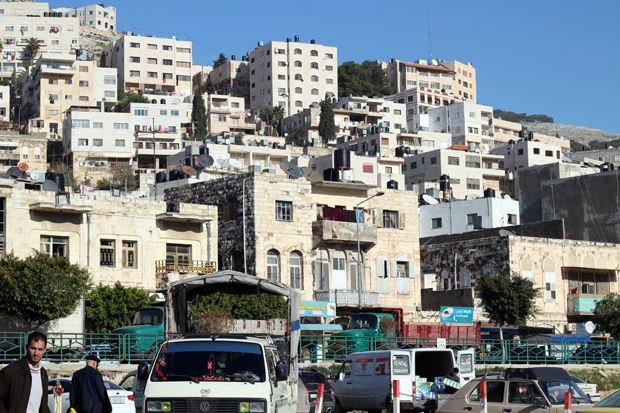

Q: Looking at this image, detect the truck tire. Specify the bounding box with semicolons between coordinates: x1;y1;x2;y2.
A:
384;401;393;413
333;398;348;413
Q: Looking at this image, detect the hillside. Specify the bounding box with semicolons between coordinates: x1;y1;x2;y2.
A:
79;25;122;62
521;122;620;148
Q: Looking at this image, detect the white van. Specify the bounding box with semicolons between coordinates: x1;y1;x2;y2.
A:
331;348;475;413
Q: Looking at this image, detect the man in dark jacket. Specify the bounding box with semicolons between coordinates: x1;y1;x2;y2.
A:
71;355;112;413
0;331;51;413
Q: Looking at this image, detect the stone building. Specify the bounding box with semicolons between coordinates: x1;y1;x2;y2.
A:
165;172;422;316
0;130;47;172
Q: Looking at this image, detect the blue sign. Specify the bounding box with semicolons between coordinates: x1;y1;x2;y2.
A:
440;306;473;324
299;301;336;318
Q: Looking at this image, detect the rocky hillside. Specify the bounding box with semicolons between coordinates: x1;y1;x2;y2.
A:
79;26;122;62
521;122;620;146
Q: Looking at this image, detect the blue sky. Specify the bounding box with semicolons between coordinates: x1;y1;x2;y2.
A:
50;0;620;134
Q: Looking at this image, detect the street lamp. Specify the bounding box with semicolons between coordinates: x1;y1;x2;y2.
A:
356;190;385;308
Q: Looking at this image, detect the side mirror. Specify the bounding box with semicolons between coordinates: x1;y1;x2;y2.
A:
533;397;546;407
329;372;335;380
275;361;288;381
137;360;149;381
338;373;344;381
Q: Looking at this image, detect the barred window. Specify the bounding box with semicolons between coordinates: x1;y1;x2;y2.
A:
275;201;292;221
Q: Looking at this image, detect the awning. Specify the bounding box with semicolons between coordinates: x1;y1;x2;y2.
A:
300;324;342;331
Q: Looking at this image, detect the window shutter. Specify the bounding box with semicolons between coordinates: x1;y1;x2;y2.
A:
322;262;330;290
408;262;415;278
398;211;406;229
314;260;322;290
390;261;397;277
375;208;383;228
377;259;385;278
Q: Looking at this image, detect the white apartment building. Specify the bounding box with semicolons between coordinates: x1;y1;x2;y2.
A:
207;56;250;103
102;34;193;96
203;94;255;135
0;85;9;125
419;196;520;238
20;53;117;137
248;36;338;115
0;1;80;78
402;147;504;199
411;101;495;152
54;4;116;31
333;96;407;133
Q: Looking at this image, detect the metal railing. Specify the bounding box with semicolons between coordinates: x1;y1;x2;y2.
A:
155;260;217;275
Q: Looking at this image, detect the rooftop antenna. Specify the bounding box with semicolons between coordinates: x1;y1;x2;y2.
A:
428;13;433;64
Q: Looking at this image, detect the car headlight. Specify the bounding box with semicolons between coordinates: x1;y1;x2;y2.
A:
240;402;249;412
146;401;171;412
250;402;265;412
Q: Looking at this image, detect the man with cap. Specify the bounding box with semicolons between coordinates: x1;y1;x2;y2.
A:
70;355;112;413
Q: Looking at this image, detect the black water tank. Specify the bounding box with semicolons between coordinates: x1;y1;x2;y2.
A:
518;130;525;138
395;147;403;157
199;146;209;155
178;172;189;180
185;157;194;167
334;148;351;169
484;188;496;198
323;168;338;181
439;174;450;191
53;173;65;191
169;169;180;181
600;162;615;172
387;180;398;189
156;171;167;183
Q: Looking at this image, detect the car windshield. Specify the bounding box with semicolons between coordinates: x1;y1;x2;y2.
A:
538;380;589;404
595;389;620;407
132;308;163;326
151;341;266;383
104;381;123;390
348;314;378;330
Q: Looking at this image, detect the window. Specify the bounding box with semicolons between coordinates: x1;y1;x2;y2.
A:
79;80;89;87
79;96;89;102
311;88;319;95
315;248;329;290
21;147;28;159
147;44;157;50
163;45;172;51
311;62;318;69
93;139;103;146
294;48;302;55
295;101;303;108
223;202;237;222
130;56;140;63
104;90;115;98
72;119;90;129
148;72;157;78
545;272;556;300
176;61;190;68
430;157;437;165
508;382;543;405
294;61;302;67
48;110;58;115
147;58;157;64
40;236;68;257
176;47;190;53
278;74;286;80
134;108;148;116
295;87;302;94
448;157;459;165
170;110;179;116
100;240;115;267
122;241;137;268
5;25;13;32
37;25;44;31
163;73;172;79
382;210;398;228
545;150;553;157
103;75;116;85
267;250;280;282
467;214;478;225
469;382;505;404
65;79;73;85
115;140;125;147
325;65;333;71
326;78;334;84
93;122;103;129
159;109;168;116
78;139;88;146
466;178;480;190
276;201;292;221
113;123;129;130
216;114;226;122
79;66;89;72
508;214;517;224
163;59;172;66
129;70;140;78
49;79;58;85
432;218;442;228
278;61;286;67
290;251;302;289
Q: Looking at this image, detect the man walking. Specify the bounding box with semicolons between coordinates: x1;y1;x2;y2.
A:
71;355;112;413
0;331;51;413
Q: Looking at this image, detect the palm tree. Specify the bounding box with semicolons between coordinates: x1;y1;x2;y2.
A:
25;37;41;63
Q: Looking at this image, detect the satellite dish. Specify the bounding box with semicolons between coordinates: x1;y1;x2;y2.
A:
198;171;209;180
422;194;439;205
217;158;230;168
42;180;59;193
499;229;516;237
584;321;596;334
301;167;323;183
503;194;512;200
17;162;28;172
197;154;214;168
229;159;243;169
30;169;43;182
7;167;23;179
280;161;304;178
181;165;197;176
172;97;181;104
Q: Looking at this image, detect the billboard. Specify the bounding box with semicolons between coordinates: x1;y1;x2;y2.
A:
440;306;473;324
299;301;336;318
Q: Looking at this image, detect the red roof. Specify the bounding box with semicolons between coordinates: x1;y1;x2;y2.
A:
447;145;469;151
400;62;454;73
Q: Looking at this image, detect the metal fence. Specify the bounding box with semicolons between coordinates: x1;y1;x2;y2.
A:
1;332;617;365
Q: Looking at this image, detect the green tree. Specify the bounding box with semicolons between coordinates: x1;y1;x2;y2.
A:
189;301;231;334
479;272;540;340
96;164;138;192
213;53;228;69
191;86;207;140
593;294;620;338
25;37;41;63
85;282;156;333
191;292;288;320
114;90;149;112
0;251;92;329
338;60;393;98
318;94;336;146
273;105;285;136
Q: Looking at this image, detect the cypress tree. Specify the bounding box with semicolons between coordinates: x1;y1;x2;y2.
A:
192;86;207;140
319;94;336;146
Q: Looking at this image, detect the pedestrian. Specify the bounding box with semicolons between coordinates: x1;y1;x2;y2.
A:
443;367;460;394
70;355;112;413
0;331;51;413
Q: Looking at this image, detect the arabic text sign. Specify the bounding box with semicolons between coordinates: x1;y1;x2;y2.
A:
440;306;473;324
299;301;336;317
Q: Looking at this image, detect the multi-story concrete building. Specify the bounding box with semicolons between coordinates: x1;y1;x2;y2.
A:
492;118;572;153
0;85;8;126
0;130;47;171
0;2;80;78
204;94;255;136
572;147;620;169
419;195;520;238
166;172;422;317
20;53;117;137
440;60;477;103
402;146;504;199
248;37;338;115
102;34;193;96
54;4;116;31
207;56;250;104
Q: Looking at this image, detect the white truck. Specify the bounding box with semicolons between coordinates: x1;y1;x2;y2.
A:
137;270;301;413
331;348;475;413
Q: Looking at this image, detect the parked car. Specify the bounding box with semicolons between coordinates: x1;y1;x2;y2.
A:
569;374;600;402
119;370;147;413
437;367;592;413
298;371;333;413
586;387;620;413
570;345;620;364
47;378;135;413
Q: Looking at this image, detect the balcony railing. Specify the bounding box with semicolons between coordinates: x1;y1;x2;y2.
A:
155;260;217;275
312;220;377;247
567;293;606;315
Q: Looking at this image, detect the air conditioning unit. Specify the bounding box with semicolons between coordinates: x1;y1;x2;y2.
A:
566;323;577;332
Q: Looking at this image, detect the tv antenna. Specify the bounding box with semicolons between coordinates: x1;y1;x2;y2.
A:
428;13;433;64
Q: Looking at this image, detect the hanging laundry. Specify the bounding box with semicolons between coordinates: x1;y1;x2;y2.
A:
331;208;345;222
355;209;364;223
322;205;332;220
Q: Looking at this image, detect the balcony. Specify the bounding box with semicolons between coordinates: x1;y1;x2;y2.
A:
567;293;605;316
315;289;380;307
41;64;75;75
312;220;377;248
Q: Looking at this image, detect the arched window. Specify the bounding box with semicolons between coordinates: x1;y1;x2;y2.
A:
295;87;302;94
294;61;302;68
160;98;166;104
267;250;280;282
315;248;329;290
311;88;319;95
349;252;361;291
295;100;303;107
376;255;389;293
460;268;472;288
290;251;302;289
294;48;302;55
21;147;29;160
311;62;318;69
311;75;319;82
34;147;41;160
310;50;318;57
332;249;346;289
295;74;302;81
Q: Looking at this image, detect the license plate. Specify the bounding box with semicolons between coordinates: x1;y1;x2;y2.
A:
309;395;316;400
110;397;125;404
